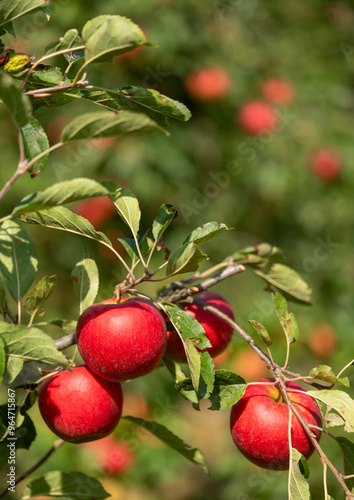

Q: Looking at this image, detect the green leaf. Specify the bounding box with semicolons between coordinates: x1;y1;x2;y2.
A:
118;232;153;263
71;252;99;314
164;304;211;350
0;71;32;127
0;220;38;302
0;337;5;385
107;186;141;236
3;356;23;384
249;320;272;347
20;117;49;178
0;0;50;26
166;242;207;277
152;204;177;242
12;178;111;217
307;389;354;432
209;370;246;410
44;28;84;59
289;449;311;500
123;416;210;475
19;206;114;249
0;323;70;367
183;222;230;246
336;437;354;491
22;65;72;87
61;111;168;143
255;263;312;304
23;275;57;319
120;86;191;122
231;243;285;267
20;471;110;500
273;292;299;344
184;338;201;393
198;351;215;399
82;15;148;64
309;365;350;388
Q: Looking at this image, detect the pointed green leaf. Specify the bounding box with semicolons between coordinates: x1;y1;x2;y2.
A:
166;242;207;277
289;449;311;500
164;304;211;350
44;28;84;58
209;370;246;410
273;293;299;344
249;320;272;347
309;365;350;388
0;71;32;127
307;389;354;432
198;351;215;399
123;416;209;475
336;437;354;491
184;338;201;393
0;220;38;301
20;117;50;178
107;187;141;236
0;0;50;26
61;111;167;143
20;471;110;500
3;356;23;384
0;337;5;385
0;323;70;367
256;263;312;304
152;204;177;242
83;15;148;64
19;206;114;249
71;252;99;314
12;178;111;217
23;275;56;319
183;222;230;246
120;86;191;122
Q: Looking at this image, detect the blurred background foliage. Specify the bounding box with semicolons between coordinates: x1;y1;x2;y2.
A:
0;0;354;499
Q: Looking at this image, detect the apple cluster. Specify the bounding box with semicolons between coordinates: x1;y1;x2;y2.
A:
38;292;235;444
38;292;322;472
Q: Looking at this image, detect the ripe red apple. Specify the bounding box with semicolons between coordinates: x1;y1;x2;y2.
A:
38;365;123;443
261;78;295;104
237;100;279;135
165;291;234;363
76;298;167;382
185;66;232;101
230;378;322;470
75;196;117;229
309;149;343;181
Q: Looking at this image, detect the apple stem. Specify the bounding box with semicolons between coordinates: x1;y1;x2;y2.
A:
0;439;65;499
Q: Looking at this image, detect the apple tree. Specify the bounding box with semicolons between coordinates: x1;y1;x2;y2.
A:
0;2;353;499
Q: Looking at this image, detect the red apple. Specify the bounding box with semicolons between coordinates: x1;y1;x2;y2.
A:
261;78;295;104
75;196;117;229
237;100;279;135
76;298;167;382
38;365;123;443
165;291;234;363
230;378;322;470
309;323;337;359
185;66;232;102
232;347;268;381
309;149;342;182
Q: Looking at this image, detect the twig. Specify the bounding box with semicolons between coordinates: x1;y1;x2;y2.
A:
0;439;65;499
55;332;76;350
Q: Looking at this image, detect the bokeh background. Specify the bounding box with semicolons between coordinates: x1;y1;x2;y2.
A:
0;1;354;498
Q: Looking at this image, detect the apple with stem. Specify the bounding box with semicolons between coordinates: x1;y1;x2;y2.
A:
165;291;234;362
237;100;279;135
76;298;167;382
38;365;123;443
230;378;322;470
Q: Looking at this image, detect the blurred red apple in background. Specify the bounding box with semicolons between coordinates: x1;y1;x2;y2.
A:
232;347;268;381
309;149;343;181
75;197;117;229
82;435;135;476
261;78;295;104
185;66;232;101
230;378;322;470
308;322;337;358
237;100;279;135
